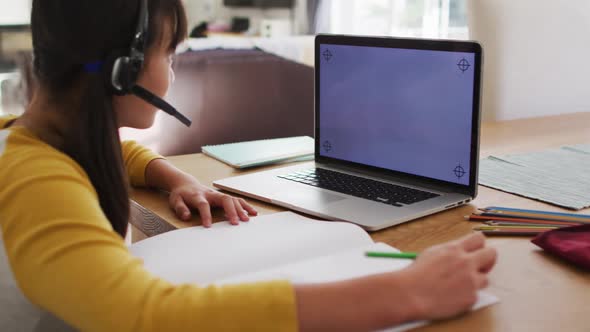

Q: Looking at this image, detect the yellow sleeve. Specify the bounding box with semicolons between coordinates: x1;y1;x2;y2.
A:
0;114;19;129
121;140;163;188
0;145;298;331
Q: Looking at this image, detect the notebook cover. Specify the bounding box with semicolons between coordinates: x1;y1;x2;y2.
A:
202;136;314;168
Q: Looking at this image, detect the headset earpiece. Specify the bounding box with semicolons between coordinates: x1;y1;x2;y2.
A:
112;55;143;94
103;49;142;96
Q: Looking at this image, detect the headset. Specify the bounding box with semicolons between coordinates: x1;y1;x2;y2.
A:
96;0;192;127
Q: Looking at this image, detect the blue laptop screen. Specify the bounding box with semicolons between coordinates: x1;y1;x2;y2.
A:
318;44;476;186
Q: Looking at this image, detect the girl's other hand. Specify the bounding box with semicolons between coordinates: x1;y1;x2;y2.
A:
169;180;258;227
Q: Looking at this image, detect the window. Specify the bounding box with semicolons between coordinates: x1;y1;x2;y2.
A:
316;0;468;40
0;0;31;26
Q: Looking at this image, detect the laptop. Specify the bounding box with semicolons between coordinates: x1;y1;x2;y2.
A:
214;34;483;231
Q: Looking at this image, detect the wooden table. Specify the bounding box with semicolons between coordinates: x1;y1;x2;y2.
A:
131;112;590;331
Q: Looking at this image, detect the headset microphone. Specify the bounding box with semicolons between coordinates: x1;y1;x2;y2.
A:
131;85;191;126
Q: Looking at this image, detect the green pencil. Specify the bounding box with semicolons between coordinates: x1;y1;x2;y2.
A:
365;251;418;259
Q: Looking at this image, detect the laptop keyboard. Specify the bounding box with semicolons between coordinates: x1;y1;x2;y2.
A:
278;168;439;207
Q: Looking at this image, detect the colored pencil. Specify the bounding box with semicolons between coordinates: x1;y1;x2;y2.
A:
479;229;545;236
365;252;418;259
484;221;568;228
468;206;590;236
476;225;558;230
479;207;590;223
469;215;582;226
478;212;590;224
474;226;557;231
484;206;590;219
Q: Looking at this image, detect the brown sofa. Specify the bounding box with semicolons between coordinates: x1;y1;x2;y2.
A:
5;49;315;156
139;49;315;156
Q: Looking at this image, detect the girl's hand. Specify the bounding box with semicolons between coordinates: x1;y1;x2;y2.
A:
401;233;497;321
168;179;258;227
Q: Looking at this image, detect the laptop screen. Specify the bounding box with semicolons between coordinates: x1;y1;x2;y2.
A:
318;42;477;186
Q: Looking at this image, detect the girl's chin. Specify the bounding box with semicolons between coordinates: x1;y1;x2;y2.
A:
122;116;157;130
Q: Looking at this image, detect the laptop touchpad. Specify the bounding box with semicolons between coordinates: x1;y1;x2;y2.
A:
280;187;346;205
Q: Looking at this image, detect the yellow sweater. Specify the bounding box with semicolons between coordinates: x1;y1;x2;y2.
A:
0;115;297;331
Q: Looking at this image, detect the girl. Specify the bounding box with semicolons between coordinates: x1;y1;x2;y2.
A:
0;1;497;331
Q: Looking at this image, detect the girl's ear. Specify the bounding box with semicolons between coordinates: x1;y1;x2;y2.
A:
169;67;175;84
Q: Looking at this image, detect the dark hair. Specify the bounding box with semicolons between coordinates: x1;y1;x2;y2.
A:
30;0;188;237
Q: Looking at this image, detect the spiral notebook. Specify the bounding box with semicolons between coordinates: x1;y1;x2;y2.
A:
202;136;314;169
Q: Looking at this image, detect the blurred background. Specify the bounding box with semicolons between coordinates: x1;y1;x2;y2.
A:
0;0;471;156
0;0;468;116
3;1;587;156
0;0;32;116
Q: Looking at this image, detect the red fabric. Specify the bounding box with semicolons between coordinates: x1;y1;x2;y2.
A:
531;225;590;270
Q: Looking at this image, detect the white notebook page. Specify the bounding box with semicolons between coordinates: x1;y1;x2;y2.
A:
129;211;373;284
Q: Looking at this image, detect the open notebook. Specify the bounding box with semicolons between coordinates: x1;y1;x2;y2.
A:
129;212;498;331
